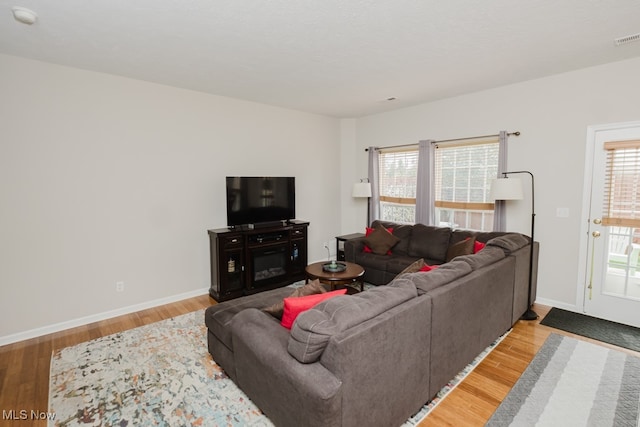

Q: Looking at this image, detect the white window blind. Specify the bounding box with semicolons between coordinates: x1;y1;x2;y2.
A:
379;149;418;204
433;138;498;230
603;139;640;227
378;148;418;223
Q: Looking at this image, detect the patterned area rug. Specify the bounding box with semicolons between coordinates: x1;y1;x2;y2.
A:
487;333;640;426
49;308;506;427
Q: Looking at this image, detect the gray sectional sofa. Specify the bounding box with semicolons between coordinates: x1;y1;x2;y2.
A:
204;225;539;427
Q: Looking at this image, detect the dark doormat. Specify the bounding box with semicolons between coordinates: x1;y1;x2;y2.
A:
540;307;640;353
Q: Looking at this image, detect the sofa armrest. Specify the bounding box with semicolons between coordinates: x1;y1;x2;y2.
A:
344;237;367;263
230;308;342;427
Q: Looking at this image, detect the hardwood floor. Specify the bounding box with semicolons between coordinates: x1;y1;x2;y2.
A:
1;299;637;427
419;304;640;426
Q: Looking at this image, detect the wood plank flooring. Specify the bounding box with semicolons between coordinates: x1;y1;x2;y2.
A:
1;299;637;427
419;304;640;426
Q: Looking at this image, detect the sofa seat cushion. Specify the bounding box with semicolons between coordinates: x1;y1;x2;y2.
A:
408;224;452;262
288;280;418;363
404;259;472;295
352;250;393;268
205;286;293;349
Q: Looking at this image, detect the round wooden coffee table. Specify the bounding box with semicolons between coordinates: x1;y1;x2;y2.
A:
305;261;365;293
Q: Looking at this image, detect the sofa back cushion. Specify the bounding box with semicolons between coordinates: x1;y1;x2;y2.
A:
288;280;418;363
449;230;509;245
403;259;472;295
486;233;530;253
407;224;452;262
454;246;506;270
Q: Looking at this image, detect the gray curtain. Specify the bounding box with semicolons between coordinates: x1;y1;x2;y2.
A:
368;146;380;225
415;139;435;225
493;130;509;231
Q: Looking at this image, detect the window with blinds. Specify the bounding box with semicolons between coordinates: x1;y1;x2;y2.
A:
433;138;498;230
603;139;640;227
378;148;418;223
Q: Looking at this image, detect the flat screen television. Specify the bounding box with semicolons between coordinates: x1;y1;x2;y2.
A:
226;177;296;227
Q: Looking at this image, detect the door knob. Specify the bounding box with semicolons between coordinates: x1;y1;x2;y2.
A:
592;231;601;238
593;218;602;224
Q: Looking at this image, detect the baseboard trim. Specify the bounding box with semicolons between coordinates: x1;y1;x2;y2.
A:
0;287;210;347
534;297;577;313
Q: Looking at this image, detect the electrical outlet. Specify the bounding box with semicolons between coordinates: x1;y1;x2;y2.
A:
116;281;125;292
323;242;331;259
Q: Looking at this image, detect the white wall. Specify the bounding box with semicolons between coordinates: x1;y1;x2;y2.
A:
0;54;340;342
345;57;640;310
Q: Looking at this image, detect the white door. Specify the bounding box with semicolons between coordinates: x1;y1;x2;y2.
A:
582;122;640;328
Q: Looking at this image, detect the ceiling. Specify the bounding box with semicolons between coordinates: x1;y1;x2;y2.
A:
2;0;640;118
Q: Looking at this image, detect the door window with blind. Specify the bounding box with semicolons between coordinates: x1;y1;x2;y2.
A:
433;138;499;231
603;139;640;228
378;149;418;223
602;139;640;274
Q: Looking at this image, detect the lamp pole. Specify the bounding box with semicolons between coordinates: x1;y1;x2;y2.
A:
501;170;538;320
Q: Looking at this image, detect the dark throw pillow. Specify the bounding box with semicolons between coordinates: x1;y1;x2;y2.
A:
398;258;426;275
263;279;326;319
363;226;394;253
363;223;400;255
445;237;475;262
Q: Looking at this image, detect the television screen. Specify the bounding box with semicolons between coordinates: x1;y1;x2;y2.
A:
226;177;296;227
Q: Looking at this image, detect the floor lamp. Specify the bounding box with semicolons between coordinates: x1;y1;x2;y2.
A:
490;171;539;321
352;179;372;227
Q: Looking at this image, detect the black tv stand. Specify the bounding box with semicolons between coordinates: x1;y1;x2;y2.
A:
208;220;309;302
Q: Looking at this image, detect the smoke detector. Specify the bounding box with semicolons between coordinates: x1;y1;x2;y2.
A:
12;6;38;25
614;33;640;46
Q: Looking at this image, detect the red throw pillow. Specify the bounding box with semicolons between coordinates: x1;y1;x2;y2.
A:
280;289;347;329
462;237;486;254
419;264;440;272
363;226;394;254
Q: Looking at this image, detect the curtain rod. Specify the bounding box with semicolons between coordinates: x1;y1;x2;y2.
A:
364;131;520;151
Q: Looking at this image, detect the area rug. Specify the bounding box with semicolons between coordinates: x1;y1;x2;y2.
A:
486;333;640;426
49;309;506;427
540;307;640;353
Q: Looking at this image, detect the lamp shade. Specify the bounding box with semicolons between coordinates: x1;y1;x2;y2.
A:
352;182;372;198
490;178;524;201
